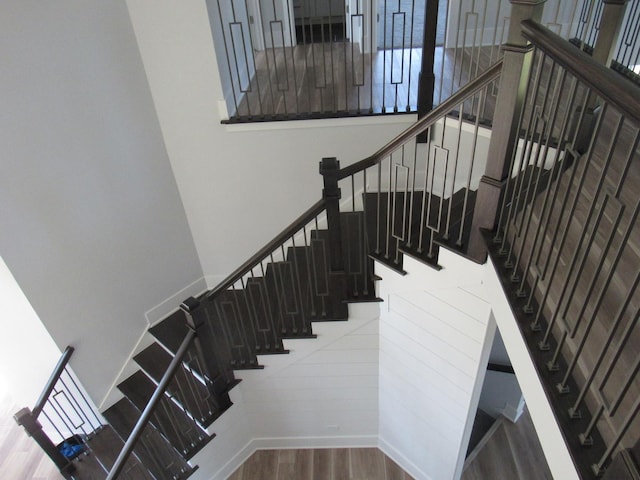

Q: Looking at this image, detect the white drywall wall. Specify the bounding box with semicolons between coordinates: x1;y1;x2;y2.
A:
125;0;416;290
0;1;204;404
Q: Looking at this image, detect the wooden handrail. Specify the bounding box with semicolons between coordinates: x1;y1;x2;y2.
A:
32;346;74;418
521;19;640;126
106;329;196;480
206;199;327;300
336;59;504;181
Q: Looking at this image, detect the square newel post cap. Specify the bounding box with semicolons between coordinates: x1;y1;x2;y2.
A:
180;296;200;313
319;157;340;175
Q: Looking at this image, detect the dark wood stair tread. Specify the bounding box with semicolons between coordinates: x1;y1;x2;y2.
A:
134;343;229;427
103;398;196;480
117;371;212;459
149;309;189;354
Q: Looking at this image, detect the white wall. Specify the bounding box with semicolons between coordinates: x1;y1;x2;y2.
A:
377;252;494;480
0;1;205;405
125;0;416;290
188;302;380;480
0;258;61;408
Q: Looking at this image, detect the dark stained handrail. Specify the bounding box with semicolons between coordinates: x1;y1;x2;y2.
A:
336;59;504;181
206;198;327;300
106;329;196;480
521;19;640;126
32;346;74;418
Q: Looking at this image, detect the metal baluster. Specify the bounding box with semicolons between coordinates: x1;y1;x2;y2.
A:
556;198;625;395
63;370;103;431
592;395;640;476
536;103;606;343
569;273;640;418
501;51;546;263
230;1;254;118
370;0;375;113
290;234;309;334
285;0;300;115
406;141;419;247
406;0;416;111
517;68;570;296
302;225;317;318
376;161;382;254
599;307;640;415
510;65;564;288
556;112;623;322
257;0;278;114
457;88;486;246
536;90;593;280
497;49;544;250
383;0;388;112
580;404;604;446
216;1;241;117
443;99;464;239
241;276;260;351
362;170;370;296
418;126;432;254
244;0;265;117
386;156;393;259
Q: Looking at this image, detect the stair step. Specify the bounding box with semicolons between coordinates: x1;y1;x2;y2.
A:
207;289;267;369
103;398;197;480
134;343;231;427
433;189;477;259
117;371;213;460
149;307;240;386
149;309;190;354
65;425;154;479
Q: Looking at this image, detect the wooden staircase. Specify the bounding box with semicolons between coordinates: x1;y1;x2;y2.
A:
95;206;401;478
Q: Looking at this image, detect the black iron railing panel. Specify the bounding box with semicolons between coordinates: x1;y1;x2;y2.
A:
488;19;640;478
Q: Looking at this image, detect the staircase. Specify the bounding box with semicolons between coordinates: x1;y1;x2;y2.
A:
19;12;640;480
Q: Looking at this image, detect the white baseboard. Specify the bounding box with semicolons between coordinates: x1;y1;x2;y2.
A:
145;276;208;327
99;277;208;410
379;437;431;480
204;435;378;480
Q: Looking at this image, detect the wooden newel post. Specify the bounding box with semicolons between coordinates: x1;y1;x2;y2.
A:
467;0;546;262
319;157;345;273
180;297;226;410
14;407;74;478
592;0;628;67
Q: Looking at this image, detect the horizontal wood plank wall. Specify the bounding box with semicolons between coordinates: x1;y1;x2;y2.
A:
235;304;380;442
377;252;493;480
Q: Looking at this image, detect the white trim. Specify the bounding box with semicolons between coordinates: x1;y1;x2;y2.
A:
224;113;417;133
482;258;580;480
144;275;208;326
100;277;208;409
378;436;432;480
204;435;379;480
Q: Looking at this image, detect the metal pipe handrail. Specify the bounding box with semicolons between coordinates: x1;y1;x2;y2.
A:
206;198;327;300
336;59;504;181
521;19;640;126
32;346;74;418
106;328;196;480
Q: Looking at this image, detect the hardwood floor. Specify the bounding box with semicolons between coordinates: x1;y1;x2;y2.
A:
227;447;414;480
229;43;499;121
462;407;553;480
0;388;61;479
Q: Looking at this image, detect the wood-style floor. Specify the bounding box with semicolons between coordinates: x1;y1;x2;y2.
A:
462;407;553;480
230;43;499;120
227;447;414;480
0;388;61;479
